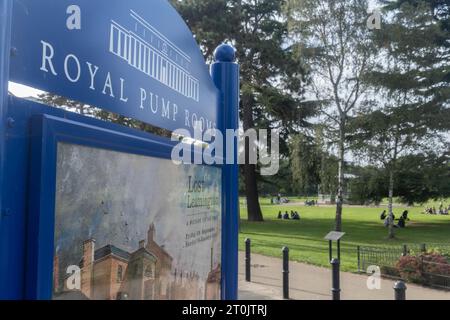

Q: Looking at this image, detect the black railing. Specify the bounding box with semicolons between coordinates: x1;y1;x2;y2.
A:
422;259;450;290
358;243;450;289
243;238;424;299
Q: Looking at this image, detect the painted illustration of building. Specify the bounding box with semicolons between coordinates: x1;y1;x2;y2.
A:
109;10;200;102
204;265;221;300
53;223;220;300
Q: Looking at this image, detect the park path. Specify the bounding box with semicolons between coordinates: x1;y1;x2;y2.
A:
238;252;450;300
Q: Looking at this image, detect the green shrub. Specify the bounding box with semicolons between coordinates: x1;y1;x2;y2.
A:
396;252;450;285
396;255;423;284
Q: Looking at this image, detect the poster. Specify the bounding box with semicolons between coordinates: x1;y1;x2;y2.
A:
52;143;221;300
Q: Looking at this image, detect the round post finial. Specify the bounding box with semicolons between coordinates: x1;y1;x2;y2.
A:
214;43;236;62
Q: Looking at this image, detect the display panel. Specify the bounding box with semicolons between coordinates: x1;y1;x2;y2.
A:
9;0;220;135
52;142;221;300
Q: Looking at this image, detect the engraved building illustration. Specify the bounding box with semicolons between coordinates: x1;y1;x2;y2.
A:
109;10;200;102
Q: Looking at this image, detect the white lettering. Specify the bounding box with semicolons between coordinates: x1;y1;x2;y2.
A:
150;93;158;114
102;72;114;97
64;54;81;83
140;88;146;109
173;104;178;121
119;78;128;102
66;5;81;30
86;62;99;90
185;110;191;127
40;41;58;76
161;98;170;119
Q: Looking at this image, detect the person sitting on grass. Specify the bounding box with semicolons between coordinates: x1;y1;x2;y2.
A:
397;216;406;228
384;214;397;228
401;210;410;221
384;216;390;227
283;211;290;220
293;212;301;220
380;210;387;220
278;211;282;219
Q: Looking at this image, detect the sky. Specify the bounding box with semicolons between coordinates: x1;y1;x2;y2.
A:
8;81;44;98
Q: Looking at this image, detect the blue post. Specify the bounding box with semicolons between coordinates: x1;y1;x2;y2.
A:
0;0;13;300
0;0;12;208
211;43;239;300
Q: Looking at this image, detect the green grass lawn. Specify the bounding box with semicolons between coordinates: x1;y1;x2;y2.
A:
239;196;317;206
238;203;450;272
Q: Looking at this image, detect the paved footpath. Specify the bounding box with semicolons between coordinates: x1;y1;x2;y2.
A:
238;252;450;300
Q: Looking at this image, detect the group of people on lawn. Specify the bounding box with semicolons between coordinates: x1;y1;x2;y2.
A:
278;210;301;220
423;203;449;215
380;210;409;229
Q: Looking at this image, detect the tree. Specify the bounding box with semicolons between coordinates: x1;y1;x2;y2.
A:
347;166;386;206
349;0;450;238
285;0;377;231
38;93;171;137
395;152;450;205
289;133;321;196
290;126;339;198
380;0;450;110
351;106;434;239
173;0;317;221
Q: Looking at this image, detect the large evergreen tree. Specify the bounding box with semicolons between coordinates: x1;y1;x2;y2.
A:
374;0;450;128
352;0;450;238
173;0;317;221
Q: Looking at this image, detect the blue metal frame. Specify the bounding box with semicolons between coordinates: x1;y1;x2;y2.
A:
211;45;240;300
0;1;12;206
0;1;239;300
0;0;14;299
9;0;220;136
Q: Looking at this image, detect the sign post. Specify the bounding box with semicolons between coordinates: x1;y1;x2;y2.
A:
211;44;240;300
324;231;345;300
324;231;345;262
0;0;12;214
0;0;239;300
0;0;13;299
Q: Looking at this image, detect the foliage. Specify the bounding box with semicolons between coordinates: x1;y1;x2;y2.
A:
289;134;321;195
379;0;450;111
37;94;171;137
396;252;450;284
348;167;387;205
289;132;340;197
285;0;378;231
395;153;450;205
172;0;318;221
258;158;296;196
396;255;423;283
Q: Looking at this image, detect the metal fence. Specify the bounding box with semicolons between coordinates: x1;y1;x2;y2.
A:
422;259;450;290
358;243;450;290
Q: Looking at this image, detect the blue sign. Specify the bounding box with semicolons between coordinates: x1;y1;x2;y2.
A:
10;0;219;133
0;0;239;301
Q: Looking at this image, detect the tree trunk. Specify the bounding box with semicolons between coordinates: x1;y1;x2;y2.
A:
244;163;263;221
388;168;396;239
242;92;263;222
388;134;399;239
335;123;345;232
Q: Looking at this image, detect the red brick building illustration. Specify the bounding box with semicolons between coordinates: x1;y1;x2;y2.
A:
53;223;220;300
